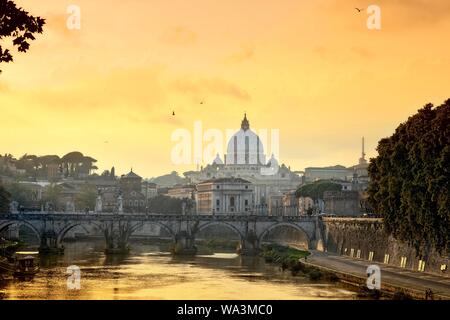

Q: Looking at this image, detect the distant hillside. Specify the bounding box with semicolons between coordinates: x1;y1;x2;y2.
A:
148;171;188;187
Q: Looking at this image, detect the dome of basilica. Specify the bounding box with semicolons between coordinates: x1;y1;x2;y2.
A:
225;114;266;165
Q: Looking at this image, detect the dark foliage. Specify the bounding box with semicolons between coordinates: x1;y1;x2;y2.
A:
148;195;183;214
368;99;450;255
0;183;11;213
295;180;342;201
0;0;45;72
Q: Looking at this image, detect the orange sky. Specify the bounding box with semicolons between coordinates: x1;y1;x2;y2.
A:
1;0;449;178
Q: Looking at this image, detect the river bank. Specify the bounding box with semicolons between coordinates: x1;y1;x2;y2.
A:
259;244;450;300
305;251;450;300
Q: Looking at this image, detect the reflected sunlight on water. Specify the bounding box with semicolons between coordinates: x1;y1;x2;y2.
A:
0;241;358;300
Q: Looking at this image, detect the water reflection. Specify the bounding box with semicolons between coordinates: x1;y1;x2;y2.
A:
0;240;358;300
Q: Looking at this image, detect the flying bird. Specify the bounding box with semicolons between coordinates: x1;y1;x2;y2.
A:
355;7;363;13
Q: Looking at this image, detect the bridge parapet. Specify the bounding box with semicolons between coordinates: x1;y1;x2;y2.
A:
1;212;316;223
0;212;319;256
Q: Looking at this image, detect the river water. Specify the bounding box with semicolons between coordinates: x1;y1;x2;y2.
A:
0;240;358;300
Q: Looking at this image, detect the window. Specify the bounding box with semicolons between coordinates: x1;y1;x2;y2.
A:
245;199;248;206
245;185;248;189
368;251;374;261
216;185;220;189
384;254;390;264
216;199;220;206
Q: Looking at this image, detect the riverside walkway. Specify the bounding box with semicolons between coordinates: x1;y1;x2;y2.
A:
305;251;450;300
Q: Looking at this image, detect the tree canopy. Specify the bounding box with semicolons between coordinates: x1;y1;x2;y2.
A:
368;99;450;255
148;195;183;214
0;0;45;73
0;183;11;213
295;180;342;201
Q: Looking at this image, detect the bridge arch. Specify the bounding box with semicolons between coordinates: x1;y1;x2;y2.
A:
0;220;41;243
56;221;103;246
129;221;176;240
258;222;312;249
196;221;244;241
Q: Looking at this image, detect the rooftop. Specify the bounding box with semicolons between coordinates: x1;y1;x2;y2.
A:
199;177;252;184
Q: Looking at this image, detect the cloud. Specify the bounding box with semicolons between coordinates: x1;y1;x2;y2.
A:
42;11;83;42
0;81;9;92
389;0;450;24
351;46;375;59
224;46;255;64
160;26;197;46
171;76;251;101
17;66;168;119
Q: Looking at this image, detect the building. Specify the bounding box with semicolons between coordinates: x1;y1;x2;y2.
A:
268;194;283;216
196;178;253;214
281;190;298;216
349;137;369;183
141;181;158;200
46;162;62;181
167;185;196;200
304;137;370;183
304;165;352;182
298;196;314;215
323;190;360;216
120;169;147;213
120;169;142;194
185;114;302;207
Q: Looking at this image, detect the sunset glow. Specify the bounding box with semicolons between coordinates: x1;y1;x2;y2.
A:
1;0;449;177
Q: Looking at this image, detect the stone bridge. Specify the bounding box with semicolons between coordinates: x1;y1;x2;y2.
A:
0;213;323;255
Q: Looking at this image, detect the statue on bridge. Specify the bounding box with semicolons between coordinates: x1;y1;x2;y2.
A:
65;200;75;213
116;192;123;214
9;201;18;214
95;190;103;214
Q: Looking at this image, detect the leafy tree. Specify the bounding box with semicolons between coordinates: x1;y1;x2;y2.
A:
41;184;62;209
148;195;183;214
295;180;342;201
0;184;11;213
101;170;111;177
75;185;97;211
61;152;97;178
4;182;34;207
0;0;45;73
368;99;450;255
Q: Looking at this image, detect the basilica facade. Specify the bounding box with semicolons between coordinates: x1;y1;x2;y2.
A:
184;114;302;208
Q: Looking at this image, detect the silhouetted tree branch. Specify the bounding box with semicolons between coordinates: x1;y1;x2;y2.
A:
0;0;45;73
